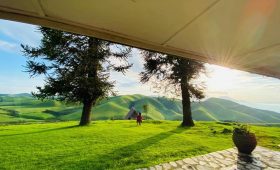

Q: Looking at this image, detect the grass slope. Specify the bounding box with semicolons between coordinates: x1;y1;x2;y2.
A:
1;94;280;124
0;121;279;170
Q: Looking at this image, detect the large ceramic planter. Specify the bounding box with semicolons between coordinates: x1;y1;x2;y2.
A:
232;131;257;154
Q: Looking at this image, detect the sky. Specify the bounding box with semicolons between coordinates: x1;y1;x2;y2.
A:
1;19;280;112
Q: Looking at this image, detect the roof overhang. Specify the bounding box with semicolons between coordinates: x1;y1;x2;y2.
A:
1;0;280;78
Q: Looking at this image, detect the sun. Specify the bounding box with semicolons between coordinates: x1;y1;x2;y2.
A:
202;64;240;92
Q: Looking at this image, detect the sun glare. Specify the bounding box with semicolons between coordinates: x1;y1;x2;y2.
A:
203;65;240;92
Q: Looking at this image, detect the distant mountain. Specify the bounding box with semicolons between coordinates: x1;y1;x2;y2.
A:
0;94;280;123
192;98;280;123
236;101;280;114
218;96;280;114
0;93;32;97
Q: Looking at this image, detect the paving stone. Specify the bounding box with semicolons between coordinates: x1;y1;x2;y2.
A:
222;152;234;159
181;165;195;170
220;165;238;170
251;160;266;168
262;152;274;158
266;162;280;169
264;167;277;170
175;160;184;166
155;165;162;170
210;152;224;159
217;150;227;155
217;159;234;166
169;161;177;167
196;165;212;170
182;158;197;165
198;161;207;165
272;155;280;161
222;149;231;154
209;162;220;168
246;164;261;170
202;155;212;162
227;148;238;154
190;157;199;163
161;163;172;170
149;167;156;170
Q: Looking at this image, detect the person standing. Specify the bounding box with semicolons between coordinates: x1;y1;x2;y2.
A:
136;112;143;126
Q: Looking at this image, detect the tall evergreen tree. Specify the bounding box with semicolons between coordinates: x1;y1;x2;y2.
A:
140;51;206;126
21;27;132;126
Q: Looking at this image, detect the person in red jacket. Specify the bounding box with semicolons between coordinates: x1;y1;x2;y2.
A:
136;112;143;126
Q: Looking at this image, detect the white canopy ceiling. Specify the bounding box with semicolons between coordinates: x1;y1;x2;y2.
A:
0;0;280;78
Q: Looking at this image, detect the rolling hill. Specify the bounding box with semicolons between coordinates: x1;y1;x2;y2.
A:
0;94;280;123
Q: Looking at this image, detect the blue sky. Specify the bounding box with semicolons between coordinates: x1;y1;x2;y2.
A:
1;19;280;112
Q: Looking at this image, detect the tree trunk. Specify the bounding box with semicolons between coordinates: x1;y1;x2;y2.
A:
79;37;98;126
181;77;195;127
79;100;94;126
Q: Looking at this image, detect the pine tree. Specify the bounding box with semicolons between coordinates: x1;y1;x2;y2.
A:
140;51;206;126
22;27;132;126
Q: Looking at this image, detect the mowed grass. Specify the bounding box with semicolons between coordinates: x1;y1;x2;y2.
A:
0;121;279;170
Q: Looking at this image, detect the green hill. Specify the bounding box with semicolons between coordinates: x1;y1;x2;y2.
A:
0;94;280;124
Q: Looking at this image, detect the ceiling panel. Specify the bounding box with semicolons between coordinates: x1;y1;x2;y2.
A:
40;0;216;44
0;0;39;14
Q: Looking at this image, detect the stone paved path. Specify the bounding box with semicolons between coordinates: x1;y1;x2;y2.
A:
138;146;280;170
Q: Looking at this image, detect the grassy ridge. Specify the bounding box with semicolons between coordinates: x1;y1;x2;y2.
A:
0;121;279;170
1;94;280;124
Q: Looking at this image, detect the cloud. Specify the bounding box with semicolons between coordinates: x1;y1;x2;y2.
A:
128;49;145;72
205;90;228;97
0;40;18;52
110;48;151;95
0;20;41;49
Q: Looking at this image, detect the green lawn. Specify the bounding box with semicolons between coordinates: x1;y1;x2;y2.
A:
0;121;279;170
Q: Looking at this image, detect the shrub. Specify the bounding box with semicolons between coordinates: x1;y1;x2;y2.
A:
221;128;232;134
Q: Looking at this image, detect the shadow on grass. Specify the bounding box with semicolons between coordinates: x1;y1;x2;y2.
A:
0;125;78;137
66;126;189;170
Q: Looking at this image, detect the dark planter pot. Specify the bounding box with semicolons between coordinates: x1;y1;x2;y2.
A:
232;131;257;154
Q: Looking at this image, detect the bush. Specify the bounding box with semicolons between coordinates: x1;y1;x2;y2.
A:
221;128;232;134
